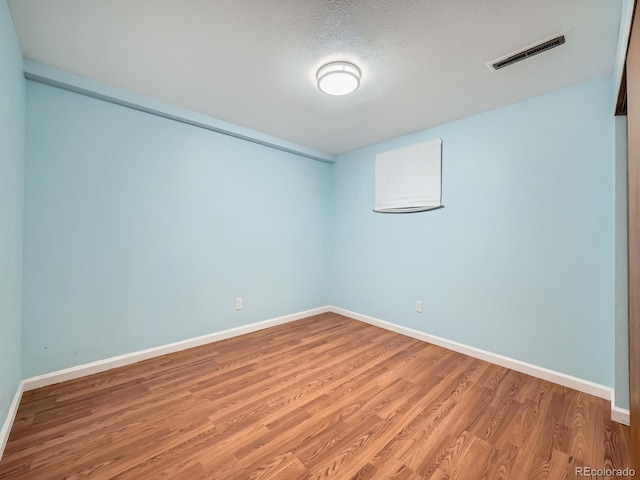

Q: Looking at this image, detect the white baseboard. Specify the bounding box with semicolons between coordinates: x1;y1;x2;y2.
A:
0;381;24;460
611;406;631;426
22;306;330;392
611;390;631;425
10;303;629;442
328;306;628;425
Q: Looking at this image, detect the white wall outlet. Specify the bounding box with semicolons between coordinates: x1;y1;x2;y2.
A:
416;301;422;313
235;297;243;310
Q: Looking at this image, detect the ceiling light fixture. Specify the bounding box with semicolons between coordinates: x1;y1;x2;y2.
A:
316;61;361;96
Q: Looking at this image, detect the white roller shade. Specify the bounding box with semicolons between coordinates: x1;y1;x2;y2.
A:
374;138;443;213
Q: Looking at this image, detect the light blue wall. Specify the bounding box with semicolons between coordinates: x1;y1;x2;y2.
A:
21;71;622;396
22;81;331;377
615;116;629;409
0;0;24;426
330;77;615;387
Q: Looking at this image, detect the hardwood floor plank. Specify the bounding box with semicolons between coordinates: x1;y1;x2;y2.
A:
480;444;520;480
448;435;493;479
0;313;632;479
245;452;306;480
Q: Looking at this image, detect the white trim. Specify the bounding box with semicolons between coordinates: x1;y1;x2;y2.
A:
613;0;637;112
22;60;335;164
328;306;629;424
0;381;24;460
22;306;330;392
11;304;628;440
612;405;631;426
611;390;631;425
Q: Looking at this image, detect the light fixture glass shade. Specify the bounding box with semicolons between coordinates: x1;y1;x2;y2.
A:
317;61;361;96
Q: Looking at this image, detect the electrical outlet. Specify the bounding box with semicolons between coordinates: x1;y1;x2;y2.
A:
235;297;243;310
416;301;422;313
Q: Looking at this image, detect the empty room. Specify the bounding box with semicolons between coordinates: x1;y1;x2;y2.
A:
1;0;640;478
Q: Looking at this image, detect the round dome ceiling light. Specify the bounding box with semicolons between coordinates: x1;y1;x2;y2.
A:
316;61;361;96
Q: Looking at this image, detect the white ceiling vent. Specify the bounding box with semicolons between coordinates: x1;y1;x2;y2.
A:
488;34;566;71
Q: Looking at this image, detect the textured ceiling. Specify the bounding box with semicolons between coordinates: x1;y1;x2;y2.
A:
8;0;623;155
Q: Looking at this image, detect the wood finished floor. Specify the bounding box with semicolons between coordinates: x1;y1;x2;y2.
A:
0;313;631;479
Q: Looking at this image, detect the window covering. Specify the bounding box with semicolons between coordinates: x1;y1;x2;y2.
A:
374;138;443;213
